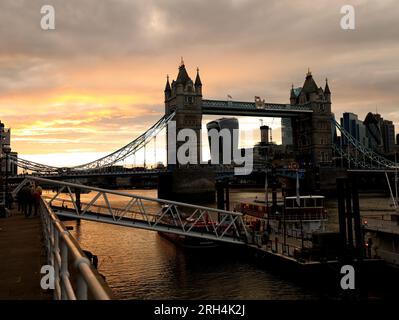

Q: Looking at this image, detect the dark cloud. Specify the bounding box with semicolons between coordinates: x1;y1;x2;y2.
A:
1;0;399;158
2;1;399;57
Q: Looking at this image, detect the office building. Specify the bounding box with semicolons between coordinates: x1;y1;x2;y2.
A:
206;117;239;164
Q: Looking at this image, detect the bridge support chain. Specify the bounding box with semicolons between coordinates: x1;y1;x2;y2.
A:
333;118;398;169
8;112;176;175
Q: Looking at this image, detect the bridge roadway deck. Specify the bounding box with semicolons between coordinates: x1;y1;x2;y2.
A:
0;208;49;300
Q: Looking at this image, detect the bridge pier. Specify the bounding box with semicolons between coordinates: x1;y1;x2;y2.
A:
216;180;230;211
158;167;215;204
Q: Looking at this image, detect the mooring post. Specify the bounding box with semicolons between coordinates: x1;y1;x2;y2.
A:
351;175;363;260
216;182;224;210
75;188;82;225
216;181;224;223
345;180;354;253
337;178;347;260
75;188;82;213
225;183;230;211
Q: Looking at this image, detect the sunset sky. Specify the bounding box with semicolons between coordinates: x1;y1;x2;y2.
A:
1;0;398;167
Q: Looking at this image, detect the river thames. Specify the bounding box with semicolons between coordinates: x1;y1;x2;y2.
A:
61;188;394;299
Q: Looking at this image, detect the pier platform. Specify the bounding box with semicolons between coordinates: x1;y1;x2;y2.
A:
244;231;385;275
0;208;49;300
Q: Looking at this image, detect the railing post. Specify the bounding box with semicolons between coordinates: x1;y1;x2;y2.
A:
49;221;55;267
53;227;61;300
76;274;88;300
60;238;69;300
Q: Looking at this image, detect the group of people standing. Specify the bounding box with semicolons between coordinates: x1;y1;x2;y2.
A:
16;184;42;218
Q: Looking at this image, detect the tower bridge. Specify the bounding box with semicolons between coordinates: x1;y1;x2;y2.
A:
2;63;397;301
164;63;333;169
3;61;398;198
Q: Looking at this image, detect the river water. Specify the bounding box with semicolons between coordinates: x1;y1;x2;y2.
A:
60;188;394;300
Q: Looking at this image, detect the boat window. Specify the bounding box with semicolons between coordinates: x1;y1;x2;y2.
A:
300;199;305;207
305;199;312;208
285;199;294;208
315;198;323;207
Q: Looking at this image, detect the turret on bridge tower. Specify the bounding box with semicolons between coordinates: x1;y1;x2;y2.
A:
160;61;214;203
165;61;203;166
290;70;333;167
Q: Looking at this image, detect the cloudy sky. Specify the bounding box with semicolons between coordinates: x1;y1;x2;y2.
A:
1;0;398;167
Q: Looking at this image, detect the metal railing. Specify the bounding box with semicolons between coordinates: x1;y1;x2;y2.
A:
263;238;304;258
39;198;112;300
363;216;399;235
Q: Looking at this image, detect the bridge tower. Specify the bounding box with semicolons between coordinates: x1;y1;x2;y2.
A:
161;60;215;203
290;70;333;168
165;60;203;167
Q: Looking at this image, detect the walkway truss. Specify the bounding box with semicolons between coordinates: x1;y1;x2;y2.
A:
14;177;248;245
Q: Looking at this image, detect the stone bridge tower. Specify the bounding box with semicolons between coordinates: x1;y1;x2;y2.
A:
161;61;214;203
290;70;333;168
165;60;203;167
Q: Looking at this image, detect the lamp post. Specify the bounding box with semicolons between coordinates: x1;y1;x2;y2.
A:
0;153;3;218
3;145;11;209
395;151;398;208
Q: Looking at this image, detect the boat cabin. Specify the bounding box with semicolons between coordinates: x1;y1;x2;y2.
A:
284;195;327;221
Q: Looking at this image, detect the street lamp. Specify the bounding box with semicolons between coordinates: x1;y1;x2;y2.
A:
395;151;398;207
0;155;3;218
3;145;11;209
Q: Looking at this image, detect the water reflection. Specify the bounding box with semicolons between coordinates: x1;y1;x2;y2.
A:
62;188;393;299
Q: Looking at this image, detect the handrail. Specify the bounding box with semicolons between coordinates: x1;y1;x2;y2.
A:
40;198;112;300
14;176;248;245
23;176;244;216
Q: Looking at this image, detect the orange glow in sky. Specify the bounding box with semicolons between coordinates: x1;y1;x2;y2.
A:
1;1;398;167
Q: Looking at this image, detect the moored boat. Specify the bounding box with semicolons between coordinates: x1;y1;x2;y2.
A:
235;195;328;235
157;206;222;249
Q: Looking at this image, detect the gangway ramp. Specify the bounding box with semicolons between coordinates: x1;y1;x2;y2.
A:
14;177;248;245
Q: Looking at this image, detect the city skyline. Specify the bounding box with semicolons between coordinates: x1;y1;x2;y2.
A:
1;0;399;166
